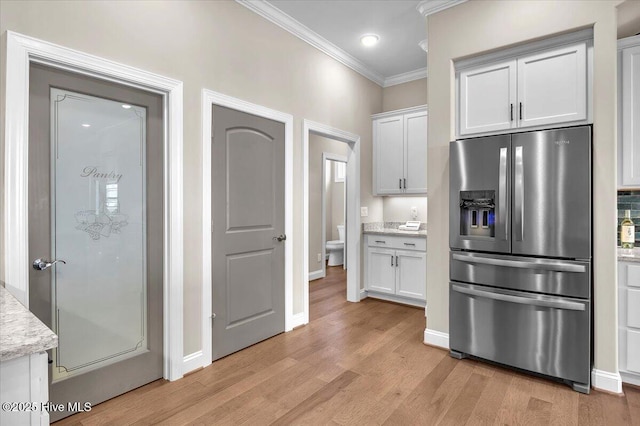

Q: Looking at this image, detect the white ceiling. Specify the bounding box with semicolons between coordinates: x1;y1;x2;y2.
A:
242;1;428;86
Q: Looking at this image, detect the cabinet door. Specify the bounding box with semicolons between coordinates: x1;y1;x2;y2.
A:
404;111;428;194
517;43;587;129
374;116;404;195
459;59;516;136
396;250;426;300
627;329;640;373
620;44;640;187
366;247;396;294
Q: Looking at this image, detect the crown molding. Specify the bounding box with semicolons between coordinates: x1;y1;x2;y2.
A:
383;67;428;87
236;0;385;86
416;0;468;17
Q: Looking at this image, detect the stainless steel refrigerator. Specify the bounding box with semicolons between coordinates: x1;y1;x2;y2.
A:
449;126;592;393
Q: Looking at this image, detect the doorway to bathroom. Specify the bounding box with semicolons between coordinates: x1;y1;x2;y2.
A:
318;153;348;280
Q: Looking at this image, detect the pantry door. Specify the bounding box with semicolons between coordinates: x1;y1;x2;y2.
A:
211;105;286;361
28;63;164;421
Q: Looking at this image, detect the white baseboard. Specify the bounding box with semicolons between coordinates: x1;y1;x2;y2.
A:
365;290;425;308
424;328;450;349
360;289;367;300
309;270;324;281
289;311;306;330
621;370;640;387
183;350;208;375
591;368;623;394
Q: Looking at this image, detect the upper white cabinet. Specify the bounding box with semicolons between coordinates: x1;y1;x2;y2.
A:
372;105;427;195
459;59;517;135
618;35;640;189
457;30;592;138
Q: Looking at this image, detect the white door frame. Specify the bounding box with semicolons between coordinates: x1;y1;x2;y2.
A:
201;90;294;364
321;153;347;279
303;119;361;325
3;32;184;380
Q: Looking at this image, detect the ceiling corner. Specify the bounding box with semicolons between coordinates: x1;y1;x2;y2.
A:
416;0;468;17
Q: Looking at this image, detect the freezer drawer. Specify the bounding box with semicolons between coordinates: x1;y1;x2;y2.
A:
450;282;591;387
450;251;590;298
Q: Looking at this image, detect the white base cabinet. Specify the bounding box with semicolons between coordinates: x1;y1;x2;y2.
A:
618;261;640;386
364;234;426;307
0;352;50;426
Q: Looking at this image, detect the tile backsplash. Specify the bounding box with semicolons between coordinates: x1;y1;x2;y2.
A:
618;191;640;247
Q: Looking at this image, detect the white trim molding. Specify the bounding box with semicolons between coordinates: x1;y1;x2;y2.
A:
384;68;428;87
182;351;205;376
201;89;295;365
591;369;623;394
236;0;385;86
309;270;324;281
417;0;468;17
3;31;184;381
424;328;450;349
303;120;361;326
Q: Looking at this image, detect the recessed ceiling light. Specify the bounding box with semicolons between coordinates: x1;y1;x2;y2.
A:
360;34;380;47
122;104;132;109
81;123;91;128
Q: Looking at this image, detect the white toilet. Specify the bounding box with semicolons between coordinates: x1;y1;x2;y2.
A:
326;225;345;266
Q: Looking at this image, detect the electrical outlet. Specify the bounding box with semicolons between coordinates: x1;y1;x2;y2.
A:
361;206;368;217
410;206;418;220
317;253;322;262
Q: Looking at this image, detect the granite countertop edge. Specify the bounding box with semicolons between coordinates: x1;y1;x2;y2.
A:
618;247;640;262
0;285;58;362
362;222;427;237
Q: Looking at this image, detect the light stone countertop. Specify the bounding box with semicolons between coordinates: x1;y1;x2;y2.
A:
362;222;427;237
0;285;57;362
618;247;640;263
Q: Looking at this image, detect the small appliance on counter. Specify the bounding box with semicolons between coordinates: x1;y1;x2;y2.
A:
399;221;421;231
449;126;592;393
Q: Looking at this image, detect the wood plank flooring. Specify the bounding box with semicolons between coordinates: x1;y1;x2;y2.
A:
57;265;640;425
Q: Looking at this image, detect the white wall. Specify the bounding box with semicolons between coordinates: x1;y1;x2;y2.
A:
0;0;383;357
426;0;621;376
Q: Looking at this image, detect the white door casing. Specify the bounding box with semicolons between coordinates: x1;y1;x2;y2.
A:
303;119;361;326
201;90;293;366
3;31;184;381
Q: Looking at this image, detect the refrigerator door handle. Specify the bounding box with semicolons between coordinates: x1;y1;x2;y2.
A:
451;253;586;273
451;284;586;311
514;146;524;241
499;147;508;240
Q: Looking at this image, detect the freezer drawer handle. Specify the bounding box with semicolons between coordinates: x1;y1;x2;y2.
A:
451;253;586;273
452;284;585;311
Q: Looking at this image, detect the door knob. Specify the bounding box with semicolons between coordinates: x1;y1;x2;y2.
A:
273;234;286;242
32;258;66;271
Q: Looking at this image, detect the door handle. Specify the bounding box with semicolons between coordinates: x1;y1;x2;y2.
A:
451;253;586;273
451;284;585;311
499;147;508;241
514;146;524;241
272;234;286;242
32;258;66;271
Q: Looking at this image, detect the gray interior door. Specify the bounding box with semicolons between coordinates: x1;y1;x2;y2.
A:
511;126;591;259
212;105;285;361
28;64;164;421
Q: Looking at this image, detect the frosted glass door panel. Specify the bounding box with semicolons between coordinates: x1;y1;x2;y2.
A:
50;88;147;382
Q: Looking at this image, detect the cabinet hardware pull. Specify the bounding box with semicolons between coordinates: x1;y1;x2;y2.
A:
396;256;399;266
519;102;523;120
399;178;402;189
404;243;415;246
375;240;386;243
403;178;406;189
510;103;514;121
391;255;394;266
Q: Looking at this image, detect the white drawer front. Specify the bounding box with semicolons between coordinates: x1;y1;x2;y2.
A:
626;264;640;288
629;289;640;328
627;329;640;373
366;234;426;251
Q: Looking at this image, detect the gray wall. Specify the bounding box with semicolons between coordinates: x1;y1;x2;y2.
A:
0;0;384;357
308;134;348;274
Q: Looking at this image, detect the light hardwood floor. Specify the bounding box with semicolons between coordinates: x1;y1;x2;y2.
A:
57;265;639;425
